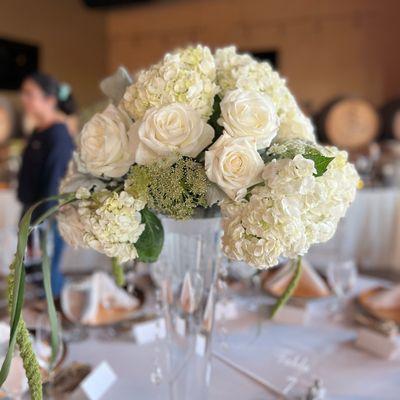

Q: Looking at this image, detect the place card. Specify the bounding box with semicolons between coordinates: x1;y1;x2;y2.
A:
355;327;400;360
133;318;166;344
175;316;186;336
71;361;117;400
272;304;309;325
195;333;207;356
215;300;239;321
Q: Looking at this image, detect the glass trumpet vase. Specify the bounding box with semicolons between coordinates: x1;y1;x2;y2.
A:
151;211;221;400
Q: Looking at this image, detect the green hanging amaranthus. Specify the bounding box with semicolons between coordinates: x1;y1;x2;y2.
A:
0;193;75;400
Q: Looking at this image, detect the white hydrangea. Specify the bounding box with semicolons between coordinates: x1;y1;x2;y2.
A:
221;146;359;268
122;45;219;120
77;190;146;262
276;106;316;143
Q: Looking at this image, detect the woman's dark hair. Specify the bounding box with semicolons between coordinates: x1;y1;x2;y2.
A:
26;72;78;115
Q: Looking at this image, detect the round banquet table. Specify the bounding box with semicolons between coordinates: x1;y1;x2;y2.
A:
65;275;400;400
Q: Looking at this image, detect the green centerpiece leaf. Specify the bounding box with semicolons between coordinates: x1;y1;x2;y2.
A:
303;147;334;177
136;208;164;263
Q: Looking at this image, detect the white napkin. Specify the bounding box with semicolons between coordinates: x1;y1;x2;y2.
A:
264;259;330;298
62;272;139;325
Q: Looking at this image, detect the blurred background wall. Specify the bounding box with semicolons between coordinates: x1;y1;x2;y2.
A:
0;0;107;107
106;0;400;113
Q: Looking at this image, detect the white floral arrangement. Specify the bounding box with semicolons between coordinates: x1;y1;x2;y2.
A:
58;44;359;269
1;45;360;399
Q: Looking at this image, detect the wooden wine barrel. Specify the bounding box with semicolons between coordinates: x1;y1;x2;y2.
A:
379;99;400;141
315;97;379;150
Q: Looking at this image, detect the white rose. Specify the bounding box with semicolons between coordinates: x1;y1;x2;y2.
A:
78;104;135;178
205;134;264;201
57;205;86;249
219;89;279;149
131;103;214;165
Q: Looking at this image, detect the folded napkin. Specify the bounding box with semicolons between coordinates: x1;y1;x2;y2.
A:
363;285;400;310
263;259;330;298
61;272;139;325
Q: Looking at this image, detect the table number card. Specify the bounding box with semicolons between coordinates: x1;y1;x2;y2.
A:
71;361;117;400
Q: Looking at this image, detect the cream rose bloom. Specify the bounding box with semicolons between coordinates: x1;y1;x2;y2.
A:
57;205;86;249
78;104;135;178
219;89;279;149
131;103;214;165
205;134;264;201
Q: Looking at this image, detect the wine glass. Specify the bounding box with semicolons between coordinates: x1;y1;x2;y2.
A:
1;351;29;400
327;259;358;320
34;313;64;377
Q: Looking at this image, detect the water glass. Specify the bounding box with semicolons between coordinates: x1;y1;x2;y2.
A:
327;259;358;319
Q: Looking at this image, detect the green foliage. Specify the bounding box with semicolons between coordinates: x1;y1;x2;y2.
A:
264;140;334;177
303;147;334;177
41;230;60;367
1;194;75;400
136;208;164;263
208;95;223;139
126;157;209;220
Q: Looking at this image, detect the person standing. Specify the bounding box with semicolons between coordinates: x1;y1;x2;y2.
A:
18;72;76;297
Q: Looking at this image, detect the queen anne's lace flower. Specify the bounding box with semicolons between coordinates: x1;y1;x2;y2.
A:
221;145;359;268
122;45;219;120
77;190;145;262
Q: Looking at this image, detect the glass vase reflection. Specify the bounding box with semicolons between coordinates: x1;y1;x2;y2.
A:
151;211;221;400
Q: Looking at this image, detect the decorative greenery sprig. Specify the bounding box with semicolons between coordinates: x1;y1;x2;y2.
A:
269;257;303;318
0;193;75;400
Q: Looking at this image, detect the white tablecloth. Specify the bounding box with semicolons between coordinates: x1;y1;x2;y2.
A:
308;187;400;271
66;276;400;400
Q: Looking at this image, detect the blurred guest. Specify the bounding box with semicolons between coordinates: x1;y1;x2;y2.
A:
17;73;76;297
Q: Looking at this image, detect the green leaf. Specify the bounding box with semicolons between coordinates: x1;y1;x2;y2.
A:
303;147;334;177
208;95;223;139
269;257;302;319
136;208;164;263
41;228;60;367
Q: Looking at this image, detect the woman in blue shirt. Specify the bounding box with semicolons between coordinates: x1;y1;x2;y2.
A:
18;73;76;297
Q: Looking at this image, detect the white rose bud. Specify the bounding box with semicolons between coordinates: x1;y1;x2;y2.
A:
131;103;214;165
78;104;134;178
205;133;264;201
219;89;279;149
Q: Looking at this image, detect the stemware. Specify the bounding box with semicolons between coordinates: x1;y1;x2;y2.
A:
34;312;64;377
327;259;358;320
